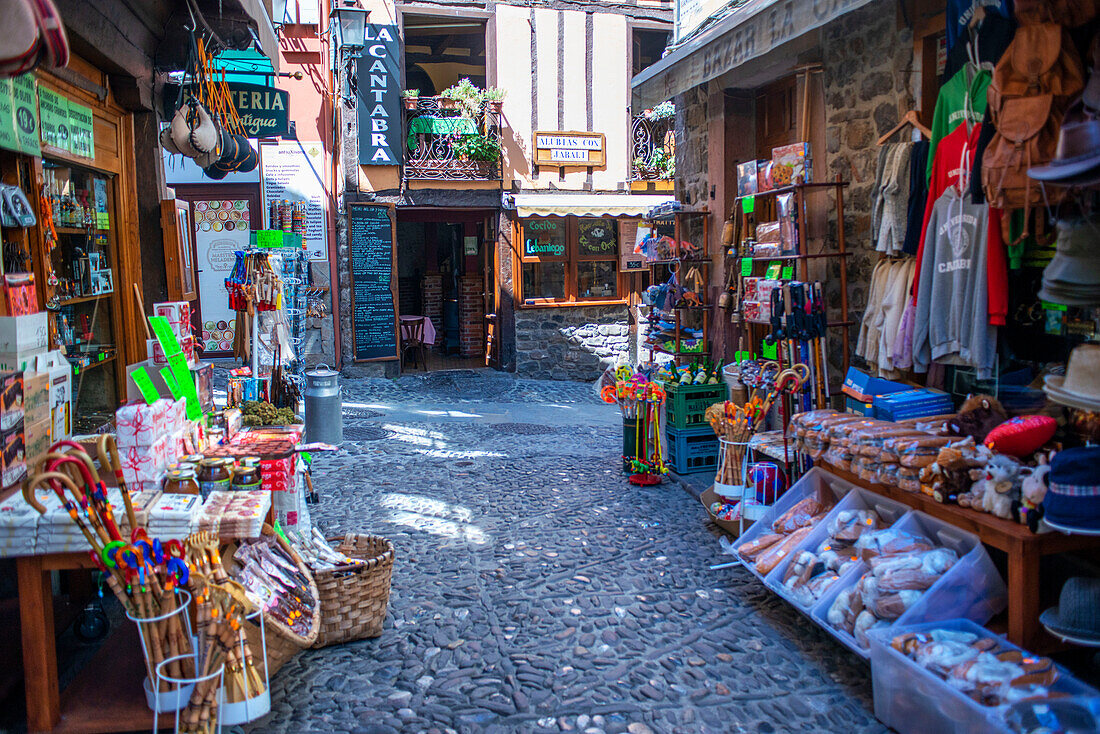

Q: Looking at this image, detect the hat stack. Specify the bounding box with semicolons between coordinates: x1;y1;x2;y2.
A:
1037;218;1100;307
1040;576;1100;645
1044;344;1100;412
1042;446;1100;534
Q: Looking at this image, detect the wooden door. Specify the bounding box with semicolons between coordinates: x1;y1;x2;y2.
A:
755;76;800;159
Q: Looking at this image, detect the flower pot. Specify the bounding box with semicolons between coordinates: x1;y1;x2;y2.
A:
486;100;502;114
403;98;419;111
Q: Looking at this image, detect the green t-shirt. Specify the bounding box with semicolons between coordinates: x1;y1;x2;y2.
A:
926;65;991;183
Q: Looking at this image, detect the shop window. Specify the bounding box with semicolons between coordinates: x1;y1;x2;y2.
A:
518;217;624;304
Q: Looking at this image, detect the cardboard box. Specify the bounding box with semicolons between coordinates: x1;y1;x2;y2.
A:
0;313;48;354
845;396;875;416
2;423;25;489
24;417;49;471
0;371;22;432
125;359;212;411
153;301;192;339
192;362;213;413
841;367;909;403
34;351;72;441
874;388;953;421
757;160;775;192
22;370;48;425
771;142;812;186
153;334;194;366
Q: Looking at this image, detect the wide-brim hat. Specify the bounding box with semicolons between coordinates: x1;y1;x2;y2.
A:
1039;576;1100;643
1042;446;1100;533
1039;218;1100;306
1029;100;1100;183
1044;344;1100;411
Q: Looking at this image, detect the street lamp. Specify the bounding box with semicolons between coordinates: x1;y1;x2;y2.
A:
330;2;369;50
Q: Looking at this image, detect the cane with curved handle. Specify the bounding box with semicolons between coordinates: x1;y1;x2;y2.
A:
97;434;138;535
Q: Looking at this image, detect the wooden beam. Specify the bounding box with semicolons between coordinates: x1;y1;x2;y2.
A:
431;34;458;54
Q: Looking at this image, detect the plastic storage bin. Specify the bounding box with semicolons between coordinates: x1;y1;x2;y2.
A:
664;381;726;429
868;619;1100;734
665;425;719;475
764;487;911;605
810;509;1007;659
723;467;857;584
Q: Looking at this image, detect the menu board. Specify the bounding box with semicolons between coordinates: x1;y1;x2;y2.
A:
348;203;399;361
578;218;618;257
522;218;566;258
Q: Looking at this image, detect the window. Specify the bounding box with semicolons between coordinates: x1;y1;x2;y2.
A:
518;216;625;304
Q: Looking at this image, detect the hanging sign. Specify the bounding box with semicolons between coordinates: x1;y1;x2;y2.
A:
0;80;18;153
11;75;40;156
534;131;605;167
226;82;290;137
66;100;95;159
356;24;402;166
37;87;69;150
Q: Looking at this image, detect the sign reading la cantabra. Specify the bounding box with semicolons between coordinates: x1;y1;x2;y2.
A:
227;82;290;137
356;24;402;165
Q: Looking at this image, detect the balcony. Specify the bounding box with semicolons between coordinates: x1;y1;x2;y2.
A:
631;103;675;181
403;96;503;182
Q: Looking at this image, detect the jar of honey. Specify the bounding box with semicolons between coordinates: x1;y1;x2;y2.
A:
198;458;232;498
163;467;200;495
232;457;261;490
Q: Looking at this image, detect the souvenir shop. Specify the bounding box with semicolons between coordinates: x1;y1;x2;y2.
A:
614;0;1100;730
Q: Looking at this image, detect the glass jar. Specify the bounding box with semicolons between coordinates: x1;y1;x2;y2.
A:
198;458;232;498
232;457;261;490
163;467;199;495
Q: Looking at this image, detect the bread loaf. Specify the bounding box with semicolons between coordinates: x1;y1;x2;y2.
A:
754;525;814;575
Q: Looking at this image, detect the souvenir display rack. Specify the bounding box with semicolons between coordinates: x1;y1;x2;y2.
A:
642;209;711;364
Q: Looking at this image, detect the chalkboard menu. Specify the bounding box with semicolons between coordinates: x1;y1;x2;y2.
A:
522;218;566;258
578;218;618;257
348;203;399;361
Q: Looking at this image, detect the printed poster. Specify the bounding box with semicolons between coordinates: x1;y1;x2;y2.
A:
11;75;39;156
194;199;250;354
37;87;69;151
260;141;329;261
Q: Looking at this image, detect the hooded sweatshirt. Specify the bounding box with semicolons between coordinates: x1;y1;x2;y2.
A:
913;187;998;379
926;64;990;183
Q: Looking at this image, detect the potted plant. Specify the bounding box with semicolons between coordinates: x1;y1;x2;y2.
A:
455;134;502;163
441;78;484;118
484;87;506;114
402;89;420;111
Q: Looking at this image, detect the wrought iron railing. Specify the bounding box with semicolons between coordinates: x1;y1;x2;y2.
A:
403;96;503;182
631;108;675;181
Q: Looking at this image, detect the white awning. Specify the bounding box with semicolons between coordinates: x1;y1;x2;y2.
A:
507;194;676;218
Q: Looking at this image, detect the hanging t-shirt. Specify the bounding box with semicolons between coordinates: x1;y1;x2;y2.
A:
943;11;1016;83
913;188;1000;379
946;0;1014;54
926;65;991;183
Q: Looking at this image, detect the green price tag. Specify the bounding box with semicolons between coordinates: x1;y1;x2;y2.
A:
96;212;109;230
741;257;753;276
742;195;755;214
131;367;160;404
734;350;752;364
160;367;182;399
149;316;181;358
762;341;778;360
168;352;202;420
273;519;290;546
301;451;313;465
765;261;781;279
1040;300;1067;312
781;265;794;280
256;229;283;248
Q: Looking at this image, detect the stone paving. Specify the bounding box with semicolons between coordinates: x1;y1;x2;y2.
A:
250;370;885;734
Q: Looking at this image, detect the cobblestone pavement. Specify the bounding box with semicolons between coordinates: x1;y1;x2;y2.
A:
251;370;885;734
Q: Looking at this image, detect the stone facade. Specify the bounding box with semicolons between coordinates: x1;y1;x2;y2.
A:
820;0;916;369
515;305;633;381
674;86;710;210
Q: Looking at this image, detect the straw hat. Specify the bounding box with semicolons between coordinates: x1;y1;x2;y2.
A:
1044;344;1100;412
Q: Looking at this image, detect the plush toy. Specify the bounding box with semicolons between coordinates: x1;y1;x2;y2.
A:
920;438;992;504
964;454;1023;519
949;394;1008;443
984;415;1058;457
1013;453;1053;532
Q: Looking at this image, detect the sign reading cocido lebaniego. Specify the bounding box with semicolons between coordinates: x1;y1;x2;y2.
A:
534;131;606;167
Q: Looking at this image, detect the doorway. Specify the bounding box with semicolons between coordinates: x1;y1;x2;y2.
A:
395;208;497;371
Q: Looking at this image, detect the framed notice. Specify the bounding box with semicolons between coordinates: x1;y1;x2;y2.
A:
348;202;400;361
534;131;605;167
618;218;646;271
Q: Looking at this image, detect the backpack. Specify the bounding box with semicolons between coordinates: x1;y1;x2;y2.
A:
1015;0;1098;27
982;23;1084;240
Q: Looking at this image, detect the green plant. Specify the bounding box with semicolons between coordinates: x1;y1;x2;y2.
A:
484;87;506;102
455;134;501;162
441;78;484;118
646;101;675;121
402;89;420;98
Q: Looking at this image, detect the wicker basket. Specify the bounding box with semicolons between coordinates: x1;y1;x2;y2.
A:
312;534;395;648
241;524;321;677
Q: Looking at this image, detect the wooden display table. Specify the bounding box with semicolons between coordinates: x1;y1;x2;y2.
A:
819;462;1100;653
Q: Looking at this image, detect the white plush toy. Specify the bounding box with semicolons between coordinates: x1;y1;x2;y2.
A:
967;454;1023;519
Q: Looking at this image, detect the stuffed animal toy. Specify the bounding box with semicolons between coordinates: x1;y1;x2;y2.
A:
964;455;1023;519
949;394;1008;443
1014;453;1053;532
921;438;993;504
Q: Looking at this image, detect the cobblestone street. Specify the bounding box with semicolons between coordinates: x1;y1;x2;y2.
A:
253;371;885;734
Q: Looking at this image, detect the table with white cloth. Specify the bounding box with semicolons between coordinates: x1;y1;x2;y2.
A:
400;315;437;346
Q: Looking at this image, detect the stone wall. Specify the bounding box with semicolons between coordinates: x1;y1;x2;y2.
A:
674;86;709;209
820;0;916;369
515;305;632;381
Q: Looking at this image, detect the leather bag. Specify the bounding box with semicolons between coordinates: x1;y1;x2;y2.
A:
1015;0;1098;27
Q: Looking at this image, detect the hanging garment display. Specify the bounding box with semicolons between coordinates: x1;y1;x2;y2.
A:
857;259;917;376
945;0;1014;56
913;188;1001;379
902;141;931;255
944;5;1016;81
872;143;913;255
926;63;991;183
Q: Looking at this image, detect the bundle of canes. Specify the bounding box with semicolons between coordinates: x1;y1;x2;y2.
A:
182;574;247;733
706;402;751;487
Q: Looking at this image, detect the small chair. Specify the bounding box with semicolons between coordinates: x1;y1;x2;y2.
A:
401;317;428;371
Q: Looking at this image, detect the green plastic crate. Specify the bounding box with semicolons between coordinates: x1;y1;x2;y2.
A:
663;381;727;429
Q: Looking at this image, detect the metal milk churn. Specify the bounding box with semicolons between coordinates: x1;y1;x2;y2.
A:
304;364;343;444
